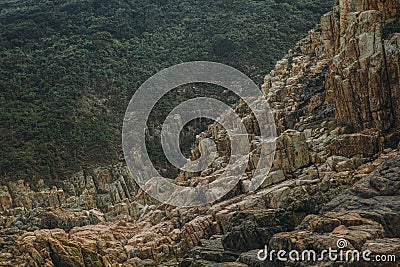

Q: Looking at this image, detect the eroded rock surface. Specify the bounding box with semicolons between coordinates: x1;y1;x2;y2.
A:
265;154;400;267
0;0;399;266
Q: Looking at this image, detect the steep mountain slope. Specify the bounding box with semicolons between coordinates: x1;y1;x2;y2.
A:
0;0;399;266
0;0;333;180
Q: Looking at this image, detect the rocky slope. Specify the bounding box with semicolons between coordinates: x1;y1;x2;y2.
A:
0;0;399;266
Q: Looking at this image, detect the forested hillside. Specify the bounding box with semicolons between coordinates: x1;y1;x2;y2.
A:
0;0;333;181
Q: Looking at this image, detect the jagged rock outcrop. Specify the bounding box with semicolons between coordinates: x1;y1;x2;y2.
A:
0;0;399;266
263;154;400;267
323;0;400;131
0;164;148;266
0;164;142;221
179;0;400;266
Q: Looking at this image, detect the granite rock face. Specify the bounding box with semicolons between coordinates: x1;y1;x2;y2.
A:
266;154;400;267
323;0;400;131
180;0;400;266
0;0;399;266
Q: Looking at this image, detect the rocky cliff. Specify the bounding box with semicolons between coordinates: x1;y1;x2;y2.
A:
0;0;399;266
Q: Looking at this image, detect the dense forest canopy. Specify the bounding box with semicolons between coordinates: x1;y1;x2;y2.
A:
0;0;334;181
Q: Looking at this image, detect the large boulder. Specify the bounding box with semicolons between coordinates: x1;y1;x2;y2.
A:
222;210;295;253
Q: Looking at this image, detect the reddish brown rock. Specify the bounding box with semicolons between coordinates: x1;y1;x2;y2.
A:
323;0;400;132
